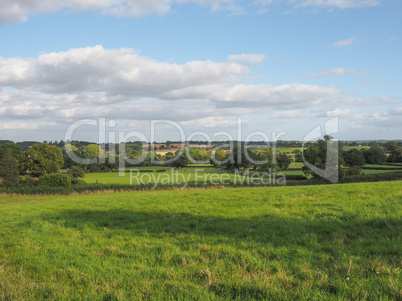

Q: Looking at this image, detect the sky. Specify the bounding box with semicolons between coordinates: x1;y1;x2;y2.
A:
0;0;401;143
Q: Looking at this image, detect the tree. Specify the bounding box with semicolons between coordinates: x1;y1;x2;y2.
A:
302;136;344;182
164;152;175;161
62;144;82;169
0;149;20;187
83;144;105;159
223;146;251;172
363;145;387;164
292;149;303;163
210;149;229;167
343;149;366;167
19;143;64;177
140;151;161;166
0;143;22;161
253;150;277;174
384;141;401;163
170;149;190;168
276;152;292;170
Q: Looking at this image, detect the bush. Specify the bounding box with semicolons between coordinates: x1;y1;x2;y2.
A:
71;178;87;185
70;166;85;178
346;166;362;176
38;173;72;187
20;175;38;187
0;149;19;187
87;164;98;173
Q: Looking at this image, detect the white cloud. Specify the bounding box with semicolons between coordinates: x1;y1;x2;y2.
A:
181;116;239;127
333;37;356;47
0;46;248;96
305;68;373;78
227;54;265;66
0;0;262;24
390;107;402;115
0;46;357;112
0;45;395;140
326;108;350;117
271;110;301;118
0;121;38;130
288;0;380;9
0;0;174;23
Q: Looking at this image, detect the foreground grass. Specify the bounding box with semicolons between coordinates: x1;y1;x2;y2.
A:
0;182;401;300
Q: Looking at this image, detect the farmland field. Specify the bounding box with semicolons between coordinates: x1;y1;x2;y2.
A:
82;165;401;186
250;146;370;153
83;167;254;186
0;181;401;300
343;146;370;151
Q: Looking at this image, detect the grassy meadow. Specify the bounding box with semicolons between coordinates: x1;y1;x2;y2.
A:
0;181;401;300
83;167;252;186
249;146;369;153
81;164;401;186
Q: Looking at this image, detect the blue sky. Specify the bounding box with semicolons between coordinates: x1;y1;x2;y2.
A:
0;0;401;142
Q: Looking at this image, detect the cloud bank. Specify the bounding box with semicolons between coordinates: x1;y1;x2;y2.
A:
0;45;357;120
0;45;395;140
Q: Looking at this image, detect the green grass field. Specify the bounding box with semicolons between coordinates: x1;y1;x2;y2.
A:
361;169;402;175
82;165;400;186
251;146;370;153
343;146;370;151
0;182;401;300
250;147;302;153
83;167;253;186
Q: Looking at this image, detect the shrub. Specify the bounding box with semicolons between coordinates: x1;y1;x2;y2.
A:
71;178;86;185
87;164;98;173
20;175;38;187
0;149;19;187
38;173;72;187
70;166;85;178
346;166;362;176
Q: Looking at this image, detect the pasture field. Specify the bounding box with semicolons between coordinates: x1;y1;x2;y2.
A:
250;147;302;153
0;182;401;300
343;146;370;151
361;169;402;175
83;167;254;186
250;146;370;153
82;165;400;186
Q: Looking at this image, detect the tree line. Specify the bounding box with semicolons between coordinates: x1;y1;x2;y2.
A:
0;139;401;188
